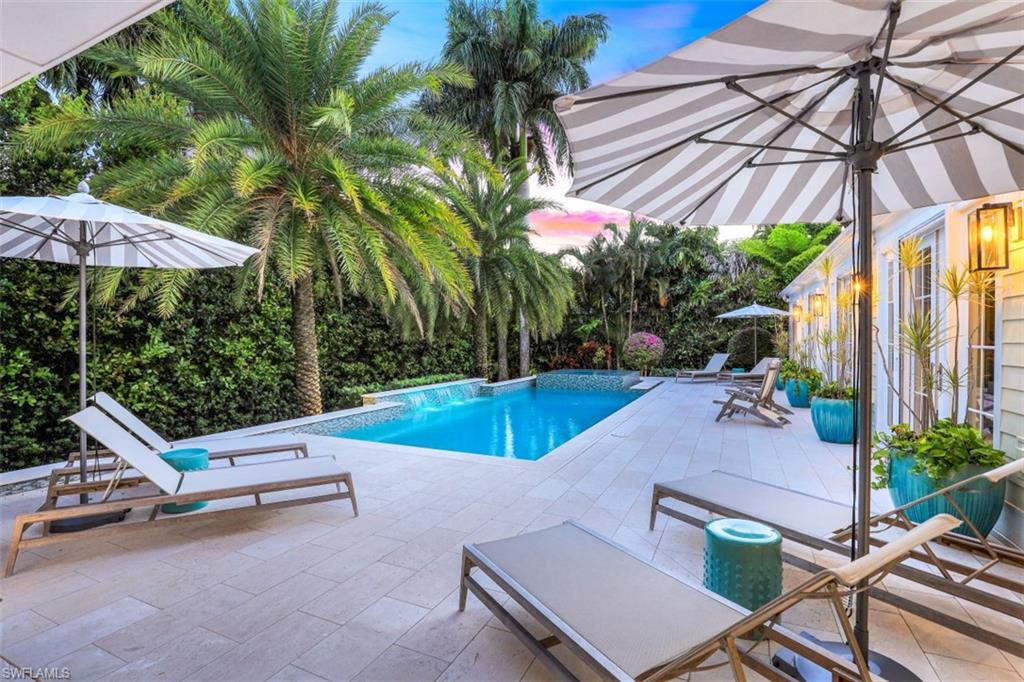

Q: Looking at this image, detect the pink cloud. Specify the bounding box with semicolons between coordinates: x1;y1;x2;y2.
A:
528;208;632;253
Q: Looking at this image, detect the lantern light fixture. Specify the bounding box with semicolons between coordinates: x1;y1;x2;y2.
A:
791;303;803;321
968;203;1011;272
810;293;826;317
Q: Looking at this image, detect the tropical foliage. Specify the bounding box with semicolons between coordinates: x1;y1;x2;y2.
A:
546;220;809;370
426;0;608;181
14;0;480;415
442;165;572;379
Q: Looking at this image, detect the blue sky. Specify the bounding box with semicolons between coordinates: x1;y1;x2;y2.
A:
353;1;762;84
344;0;764;249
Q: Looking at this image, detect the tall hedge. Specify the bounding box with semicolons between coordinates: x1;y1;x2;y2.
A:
0;262;472;471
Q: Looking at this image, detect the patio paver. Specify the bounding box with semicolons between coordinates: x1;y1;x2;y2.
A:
2;380;1022;680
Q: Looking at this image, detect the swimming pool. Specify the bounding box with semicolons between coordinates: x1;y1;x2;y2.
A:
335;387;640;460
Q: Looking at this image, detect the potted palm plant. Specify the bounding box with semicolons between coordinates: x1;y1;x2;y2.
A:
810;288;855;442
871;238;1007;537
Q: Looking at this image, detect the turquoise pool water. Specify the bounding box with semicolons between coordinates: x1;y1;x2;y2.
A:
335;387;639;460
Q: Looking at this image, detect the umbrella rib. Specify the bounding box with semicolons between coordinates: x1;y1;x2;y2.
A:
680;72;851;224
747;157;845;168
694;138;845;157
27;217;73;259
0;217;78;249
572;69;846;196
566;65;830;106
870;3;901;126
887;127;982;154
882;73;1024;156
881;43;1024;146
883;89;1024;151
726;80;851;150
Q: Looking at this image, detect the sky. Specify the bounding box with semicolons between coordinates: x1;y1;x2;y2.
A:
344;0;763;251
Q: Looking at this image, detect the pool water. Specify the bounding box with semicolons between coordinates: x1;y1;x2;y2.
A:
335;388;639;460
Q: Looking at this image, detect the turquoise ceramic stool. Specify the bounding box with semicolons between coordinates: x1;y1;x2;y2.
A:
703;518;782;613
160;448;209;514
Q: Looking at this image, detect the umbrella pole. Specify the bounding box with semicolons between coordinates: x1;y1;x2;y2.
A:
78;244;89;504
851;65;877;659
753;317;758;365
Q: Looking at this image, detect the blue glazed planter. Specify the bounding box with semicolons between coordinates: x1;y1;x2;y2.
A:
775;375;785;391
784;379;811;408
810;397;855;444
888;452;1006;538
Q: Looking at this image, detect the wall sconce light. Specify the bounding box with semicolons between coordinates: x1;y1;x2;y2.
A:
968;203;1011;271
791;303;803;321
810;293;826;317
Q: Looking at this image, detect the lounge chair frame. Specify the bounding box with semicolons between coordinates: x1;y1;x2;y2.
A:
650;467;1024;657
459;518;959;681
716;357;776;384
713;361;788;428
4;408;357;577
676;353;729;383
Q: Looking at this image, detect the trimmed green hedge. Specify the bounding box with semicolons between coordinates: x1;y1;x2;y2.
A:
0;261;472;471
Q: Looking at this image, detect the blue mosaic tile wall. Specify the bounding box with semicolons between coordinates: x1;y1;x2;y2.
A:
536;370;641;391
285;403;406;436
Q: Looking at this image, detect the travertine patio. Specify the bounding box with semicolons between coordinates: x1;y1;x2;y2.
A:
2;381;1022;681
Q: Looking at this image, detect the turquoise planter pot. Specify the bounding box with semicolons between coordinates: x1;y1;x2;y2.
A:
888;453;1006;538
810;397;855;444
784;379;811;408
775;375;785;391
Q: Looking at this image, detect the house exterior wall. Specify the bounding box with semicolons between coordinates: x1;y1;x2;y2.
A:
781;191;1024;510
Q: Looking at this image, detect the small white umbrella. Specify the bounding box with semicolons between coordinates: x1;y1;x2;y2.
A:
0;182;258;505
716;303;790;365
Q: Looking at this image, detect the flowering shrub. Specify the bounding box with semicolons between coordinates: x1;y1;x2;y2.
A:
622;332;665;373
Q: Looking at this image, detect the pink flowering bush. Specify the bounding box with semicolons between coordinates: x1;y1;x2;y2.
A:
622;332;665;374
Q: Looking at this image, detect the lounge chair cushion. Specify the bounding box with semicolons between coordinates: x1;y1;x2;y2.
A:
177;456;345;495
473;523;742;678
658;472;860;541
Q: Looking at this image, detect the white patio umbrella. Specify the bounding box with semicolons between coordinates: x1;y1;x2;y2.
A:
554;0;1022;673
716;303;789;365
0;182;258;507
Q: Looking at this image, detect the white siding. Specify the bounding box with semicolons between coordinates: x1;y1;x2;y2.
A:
999;227;1024;508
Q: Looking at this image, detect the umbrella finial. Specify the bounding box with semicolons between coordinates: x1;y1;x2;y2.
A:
77;181;90;194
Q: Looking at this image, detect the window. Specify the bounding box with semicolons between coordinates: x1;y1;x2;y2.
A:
885;257;897;425
899;231;940;429
967;276;996;441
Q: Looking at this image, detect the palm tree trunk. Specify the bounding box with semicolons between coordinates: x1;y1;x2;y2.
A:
292;272;323;415
473;293;489;378
496;321;509;382
518;310;529;377
627;270;636;338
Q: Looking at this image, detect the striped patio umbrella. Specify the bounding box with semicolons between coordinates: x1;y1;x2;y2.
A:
716;304;790;364
555;0;1022;670
1;183;257;503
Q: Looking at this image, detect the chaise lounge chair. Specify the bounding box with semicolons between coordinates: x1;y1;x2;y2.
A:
713;360;788;428
649;464;1024;657
4;406;357;577
459;515;960;681
717;356;777;384
675;353;729;383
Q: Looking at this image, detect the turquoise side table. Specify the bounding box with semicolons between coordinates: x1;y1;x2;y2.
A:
160;448;209;514
703;518;783;614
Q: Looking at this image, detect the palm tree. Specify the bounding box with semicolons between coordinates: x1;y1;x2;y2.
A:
18;0;479;416
427;0;607;376
428;0;608;180
443;164;572;380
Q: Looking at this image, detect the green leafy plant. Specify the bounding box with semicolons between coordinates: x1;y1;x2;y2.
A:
871;423;918;489
779;359;801;381
812;381;856;400
726;325;773;370
871;421;1005;489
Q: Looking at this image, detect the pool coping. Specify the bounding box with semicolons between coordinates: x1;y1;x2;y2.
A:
181;378;668;472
